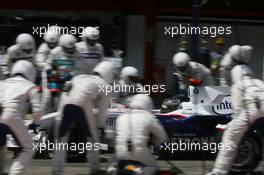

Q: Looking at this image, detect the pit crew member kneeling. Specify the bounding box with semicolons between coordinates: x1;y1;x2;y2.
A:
52;61;114;175
208;65;264;175
114;94;168;175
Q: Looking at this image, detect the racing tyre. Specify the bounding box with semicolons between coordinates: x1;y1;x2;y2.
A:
230;132;262;175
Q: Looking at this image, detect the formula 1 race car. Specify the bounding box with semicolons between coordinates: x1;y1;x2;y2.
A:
6;85;264;174
104;86;233;148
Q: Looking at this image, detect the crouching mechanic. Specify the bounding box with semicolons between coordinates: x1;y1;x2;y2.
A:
1;33;36;78
208;65;264;175
114;94;168;175
76;27;104;74
52;61;114;175
170;52;215;95
43;34;81;113
0;60;42;175
35;30;59;70
115;66;145;104
35;30;60;88
47;34;81;84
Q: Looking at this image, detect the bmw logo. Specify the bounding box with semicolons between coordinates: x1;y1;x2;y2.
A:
193;88;199;94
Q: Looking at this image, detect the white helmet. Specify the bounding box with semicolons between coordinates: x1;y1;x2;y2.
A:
228;45;242;61
231;64;253;84
44;31;59;43
120;66;139;82
93;61;114;83
129;94;153;112
11;60;36;82
241;45;253;63
82;27;100;40
173;52;191;67
16;33;35;50
58;34;76;48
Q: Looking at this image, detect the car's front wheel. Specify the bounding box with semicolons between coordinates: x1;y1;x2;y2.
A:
230;132;262;175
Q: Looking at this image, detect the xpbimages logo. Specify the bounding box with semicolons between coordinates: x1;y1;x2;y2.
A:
98;82;166;95
164;24;232;38
160;138;232;154
32;24;100;38
33;140;100;154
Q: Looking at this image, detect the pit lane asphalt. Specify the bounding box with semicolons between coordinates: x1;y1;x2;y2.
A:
4;151;215;175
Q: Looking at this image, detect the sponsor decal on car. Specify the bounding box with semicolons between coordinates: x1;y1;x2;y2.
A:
212;95;233;115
